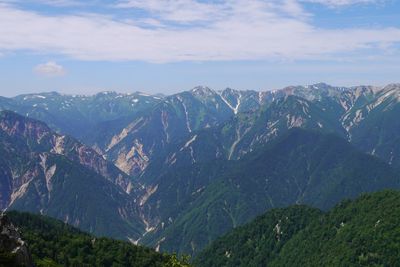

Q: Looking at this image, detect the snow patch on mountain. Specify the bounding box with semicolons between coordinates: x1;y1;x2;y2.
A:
181;135;197;151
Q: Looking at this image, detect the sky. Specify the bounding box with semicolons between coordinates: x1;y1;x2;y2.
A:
0;0;399;96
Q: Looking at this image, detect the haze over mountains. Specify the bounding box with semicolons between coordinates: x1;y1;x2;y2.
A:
1;82;400;256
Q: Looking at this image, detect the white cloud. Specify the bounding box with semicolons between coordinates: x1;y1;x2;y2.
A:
0;1;398;63
34;0;82;6
115;0;310;23
115;0;225;23
34;61;66;76
0;0;83;6
302;0;383;7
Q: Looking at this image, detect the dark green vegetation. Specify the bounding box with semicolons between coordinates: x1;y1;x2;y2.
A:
4;211;188;267
0;213;34;267
195;190;400;267
140;128;399;255
194;206;322;267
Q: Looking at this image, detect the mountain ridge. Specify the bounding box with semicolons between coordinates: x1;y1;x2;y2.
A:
195;190;400;267
2;82;400;257
0;110;145;240
138;128;399;255
2;82;396;176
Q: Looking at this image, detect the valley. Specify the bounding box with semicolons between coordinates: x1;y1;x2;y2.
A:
1;83;400;258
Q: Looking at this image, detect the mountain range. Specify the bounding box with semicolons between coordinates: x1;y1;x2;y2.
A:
1;82;400;255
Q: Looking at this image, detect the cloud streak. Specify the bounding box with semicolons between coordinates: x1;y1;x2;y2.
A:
0;0;84;7
34;61;66;76
302;0;383;7
0;0;398;63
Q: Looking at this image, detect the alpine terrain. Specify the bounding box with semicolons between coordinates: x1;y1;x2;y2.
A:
1;83;400;257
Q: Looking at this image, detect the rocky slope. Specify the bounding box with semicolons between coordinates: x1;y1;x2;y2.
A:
0;111;144;240
2;84;396;175
342;84;400;168
102;83;391;177
2;83;400;257
91;86;258;176
0;87;270;176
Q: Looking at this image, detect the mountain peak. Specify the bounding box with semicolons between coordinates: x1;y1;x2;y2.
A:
308;82;332;89
383;83;400;90
190;86;216;97
221;87;242;96
95;91;119;97
222;87;237;92
14;92;61;101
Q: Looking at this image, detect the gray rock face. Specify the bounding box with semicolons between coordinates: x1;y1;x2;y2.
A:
0;111;145;241
0;213;34;267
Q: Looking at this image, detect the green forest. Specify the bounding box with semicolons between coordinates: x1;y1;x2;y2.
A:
2;211;190;267
195;190;400;266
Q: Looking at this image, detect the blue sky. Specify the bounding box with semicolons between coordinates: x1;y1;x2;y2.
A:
0;0;399;96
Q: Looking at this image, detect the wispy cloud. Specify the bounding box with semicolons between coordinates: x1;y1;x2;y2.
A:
115;0;310;23
34;61;66;76
0;0;84;6
33;0;83;6
302;0;384;7
115;0;226;23
0;0;398;63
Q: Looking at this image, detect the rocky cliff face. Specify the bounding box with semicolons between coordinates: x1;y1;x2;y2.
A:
99;86;236;176
0;111;144;240
0;110;133;193
0;213;34;267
